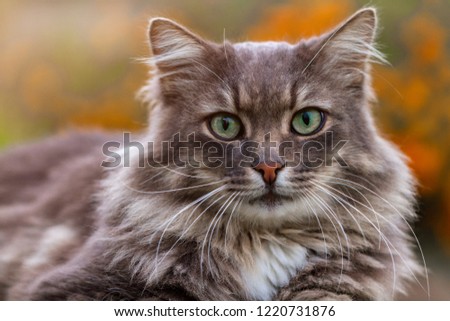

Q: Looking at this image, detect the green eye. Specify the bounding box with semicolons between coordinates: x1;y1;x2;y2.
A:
209;113;242;140
291;109;325;135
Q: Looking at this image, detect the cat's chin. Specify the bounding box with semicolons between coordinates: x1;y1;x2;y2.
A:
239;190;308;227
248;189;292;208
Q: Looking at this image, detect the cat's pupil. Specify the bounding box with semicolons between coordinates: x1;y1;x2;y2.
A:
222;118;230;131
302;112;311;126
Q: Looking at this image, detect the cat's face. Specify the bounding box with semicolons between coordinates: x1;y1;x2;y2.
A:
140;9;392;227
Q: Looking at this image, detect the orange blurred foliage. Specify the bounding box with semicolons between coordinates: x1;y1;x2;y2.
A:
248;0;352;41
401;142;443;192
403;14;446;65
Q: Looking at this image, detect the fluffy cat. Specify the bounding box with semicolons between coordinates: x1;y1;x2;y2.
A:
0;8;426;300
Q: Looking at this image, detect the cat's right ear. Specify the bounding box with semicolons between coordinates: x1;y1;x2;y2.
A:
148;18;209;75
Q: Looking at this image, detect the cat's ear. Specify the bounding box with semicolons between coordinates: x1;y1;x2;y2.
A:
324;8;379;59
308;8;385;82
148;18;209;75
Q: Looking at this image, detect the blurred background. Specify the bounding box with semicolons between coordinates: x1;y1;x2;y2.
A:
0;0;448;299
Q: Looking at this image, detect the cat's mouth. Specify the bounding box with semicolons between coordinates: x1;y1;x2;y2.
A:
248;188;292;208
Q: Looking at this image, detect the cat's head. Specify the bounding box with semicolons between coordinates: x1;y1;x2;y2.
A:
137;8;409;228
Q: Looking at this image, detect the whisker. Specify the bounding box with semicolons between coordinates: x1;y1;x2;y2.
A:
121;179;226;194
200;192;237;276
138;167;209;187
223;28;230;68
311;180;368;245
326;178;382;248
155;192;228;280
193;61;230;89
206;192;239;273
300;189;329;262
315;173;430;298
315;178;428;296
303;188;348;287
224;193;244;253
160;166;211;179
310;180;416;298
151;186;226;279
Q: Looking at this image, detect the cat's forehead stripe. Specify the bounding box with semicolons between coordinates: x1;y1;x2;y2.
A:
236;81;294;111
221;88;236;112
238;83;251;108
294;84;332;111
197;89;236;114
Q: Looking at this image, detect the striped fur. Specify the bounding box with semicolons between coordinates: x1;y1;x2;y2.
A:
0;8;426;300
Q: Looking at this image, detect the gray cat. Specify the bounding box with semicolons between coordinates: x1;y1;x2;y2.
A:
0;8;426;300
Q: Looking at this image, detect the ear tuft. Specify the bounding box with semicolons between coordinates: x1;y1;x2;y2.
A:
341;8;377;44
148;18;206;73
316;7;387;70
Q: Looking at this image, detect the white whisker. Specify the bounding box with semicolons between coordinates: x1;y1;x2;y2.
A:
121;179;226;194
303;188;348;287
315;173;430;298
224;193;244;253
311;180;417;298
300;189;329;262
200;192;236;276
151;186;226;279
206;192;239;273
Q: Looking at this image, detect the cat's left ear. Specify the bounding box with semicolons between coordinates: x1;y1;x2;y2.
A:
307;8;385;81
148;18;211;75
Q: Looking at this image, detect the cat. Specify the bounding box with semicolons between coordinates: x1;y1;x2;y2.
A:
0;8;426;300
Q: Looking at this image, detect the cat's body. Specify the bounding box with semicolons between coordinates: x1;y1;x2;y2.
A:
0;9;424;300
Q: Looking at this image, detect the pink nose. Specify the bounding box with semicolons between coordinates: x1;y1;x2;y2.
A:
254;162;283;185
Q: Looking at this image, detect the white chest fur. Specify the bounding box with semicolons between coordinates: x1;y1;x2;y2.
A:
241;240;308;300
